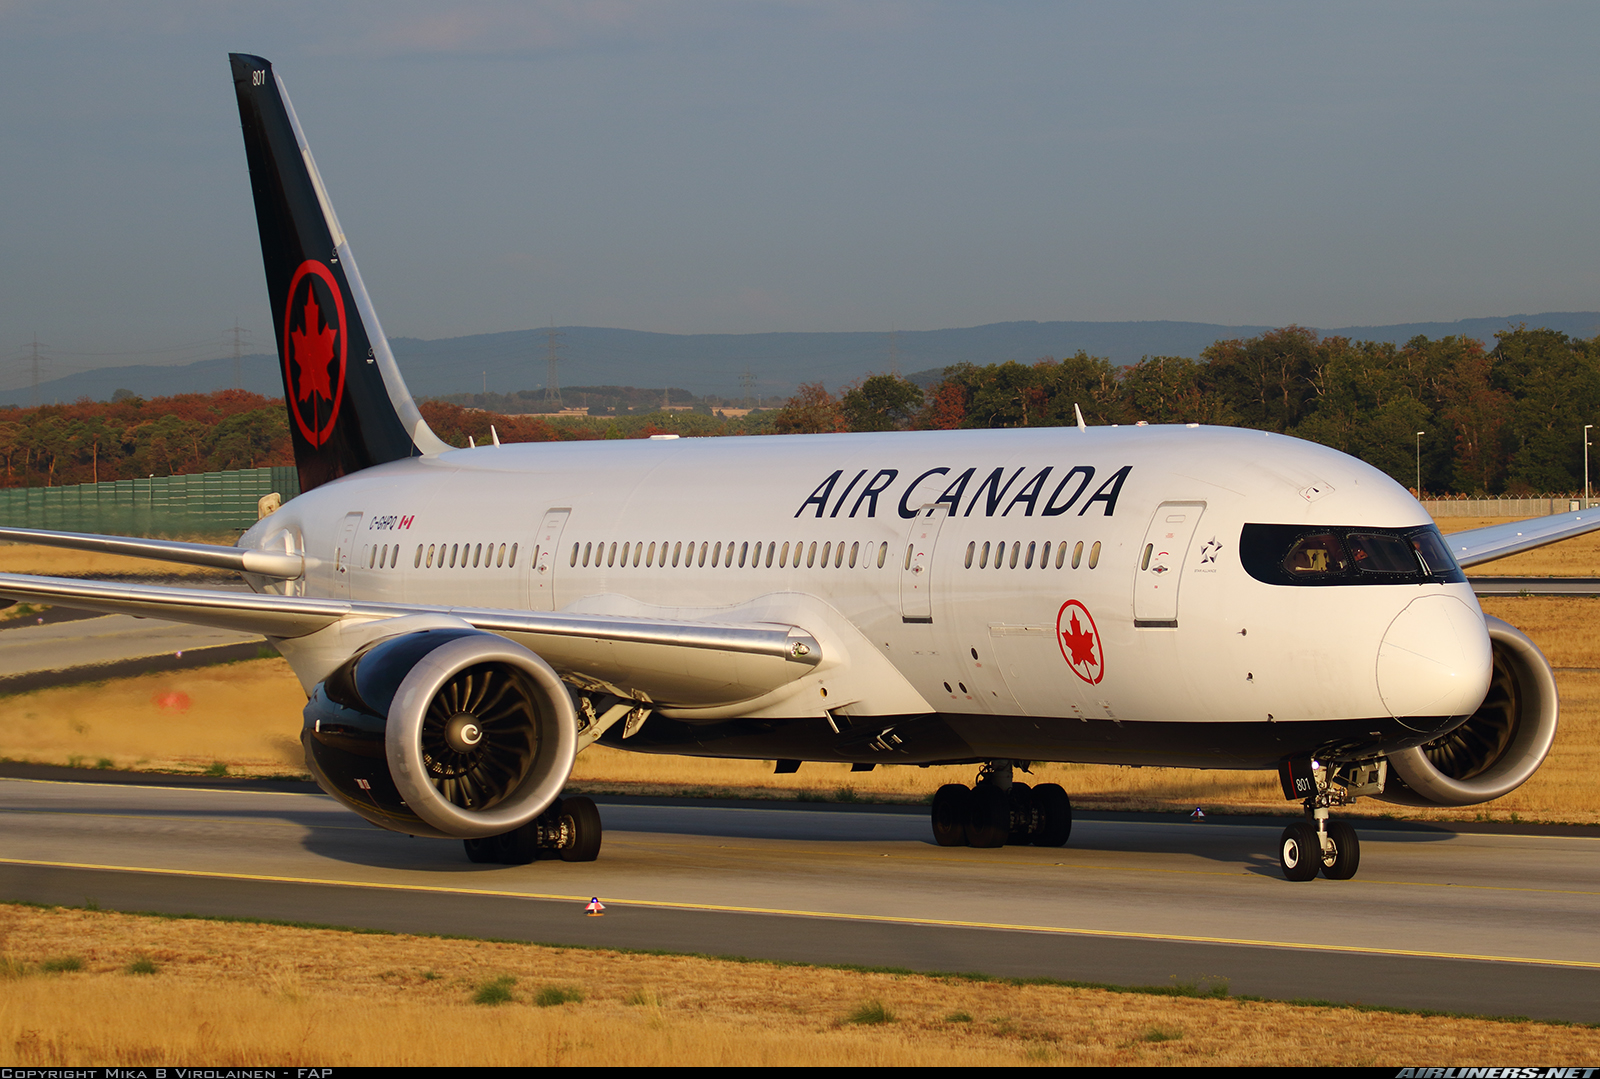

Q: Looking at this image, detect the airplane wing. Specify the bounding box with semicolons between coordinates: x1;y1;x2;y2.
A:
0;526;304;578
1444;507;1600;568
0;571;821;708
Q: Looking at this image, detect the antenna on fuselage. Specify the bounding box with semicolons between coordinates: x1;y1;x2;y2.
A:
490;425;501;447
1074;403;1087;432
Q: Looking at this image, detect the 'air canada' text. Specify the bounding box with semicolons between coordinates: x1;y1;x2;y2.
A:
795;464;1133;519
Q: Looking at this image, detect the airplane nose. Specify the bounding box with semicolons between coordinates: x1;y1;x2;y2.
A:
1376;594;1493;726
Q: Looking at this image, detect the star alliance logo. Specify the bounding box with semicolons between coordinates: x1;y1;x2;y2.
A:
1199;537;1223;564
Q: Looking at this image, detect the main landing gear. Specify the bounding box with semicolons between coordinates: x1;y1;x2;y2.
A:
1275;757;1384;881
931;761;1072;849
463;795;603;865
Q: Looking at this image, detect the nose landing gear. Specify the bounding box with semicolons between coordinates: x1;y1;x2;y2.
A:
931;761;1072;848
1276;757;1382;881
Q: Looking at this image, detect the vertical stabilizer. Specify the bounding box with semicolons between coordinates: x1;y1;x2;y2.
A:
229;53;449;494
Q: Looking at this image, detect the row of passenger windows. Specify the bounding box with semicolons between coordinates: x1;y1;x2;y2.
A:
963;539;1102;570
400;542;520;569
572;538;893;570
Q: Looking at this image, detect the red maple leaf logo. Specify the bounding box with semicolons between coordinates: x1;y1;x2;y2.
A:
1056;600;1103;684
290;290;337;403
1060;610;1097;669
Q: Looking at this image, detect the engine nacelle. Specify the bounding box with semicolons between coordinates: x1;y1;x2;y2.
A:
1378;615;1559;807
302;628;578;838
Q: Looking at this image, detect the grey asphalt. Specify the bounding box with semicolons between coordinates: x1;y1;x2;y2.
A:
2;778;1597;1022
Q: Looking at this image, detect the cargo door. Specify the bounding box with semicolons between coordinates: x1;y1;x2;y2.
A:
1133;501;1205;628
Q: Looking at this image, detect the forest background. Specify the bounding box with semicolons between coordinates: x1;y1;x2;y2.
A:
1;325;1595;496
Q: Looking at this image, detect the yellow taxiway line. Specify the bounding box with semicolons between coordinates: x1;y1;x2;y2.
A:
4;854;1598;971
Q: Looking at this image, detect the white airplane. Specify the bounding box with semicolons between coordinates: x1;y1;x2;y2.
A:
0;54;1590;880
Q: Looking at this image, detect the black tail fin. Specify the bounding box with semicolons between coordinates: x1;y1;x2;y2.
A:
230;53;448;494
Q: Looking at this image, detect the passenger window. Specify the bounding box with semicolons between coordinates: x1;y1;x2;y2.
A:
414;545;423;569
965;541;975;569
979;541;990;569
878;541;888;568
1088;541;1101;569
1072;540;1083;569
850;541;859;568
1025;541;1036;569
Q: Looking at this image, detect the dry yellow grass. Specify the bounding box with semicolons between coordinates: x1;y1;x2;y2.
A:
0;904;1592;1066
0;658;306;775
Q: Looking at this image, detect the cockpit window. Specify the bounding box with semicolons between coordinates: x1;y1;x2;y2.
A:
1283;533;1349;576
1347;533;1419;574
1242;523;1465;587
1409;529;1458;577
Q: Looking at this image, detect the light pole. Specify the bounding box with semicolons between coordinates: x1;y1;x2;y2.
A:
1586;424;1593;508
1415;431;1425;498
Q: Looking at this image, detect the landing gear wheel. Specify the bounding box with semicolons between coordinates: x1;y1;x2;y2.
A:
1031;783;1073;847
1006;783;1034;845
1279;821;1320;881
463;836;498;863
1319;819;1360;880
932;784;971;846
558;795;603;862
966;783;1009;848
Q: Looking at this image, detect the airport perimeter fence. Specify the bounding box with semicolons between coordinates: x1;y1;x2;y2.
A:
1422;496;1598;517
0;466;299;537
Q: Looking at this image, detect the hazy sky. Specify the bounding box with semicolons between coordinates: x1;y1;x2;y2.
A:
3;1;1598;387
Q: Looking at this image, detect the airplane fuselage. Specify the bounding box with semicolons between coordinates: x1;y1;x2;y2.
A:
242;423;1492;771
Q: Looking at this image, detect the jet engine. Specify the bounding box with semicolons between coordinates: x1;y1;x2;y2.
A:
301;628;578;838
1378;615;1559;807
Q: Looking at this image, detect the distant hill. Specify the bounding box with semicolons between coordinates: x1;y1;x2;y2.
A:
9;313;1599;407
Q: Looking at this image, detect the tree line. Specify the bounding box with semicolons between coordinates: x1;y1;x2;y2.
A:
2;325;1594;495
768;325;1600;496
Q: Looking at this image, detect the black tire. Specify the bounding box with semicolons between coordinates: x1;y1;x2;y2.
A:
558;795;603;862
965;783;1009;848
1006;782;1034;844
463;836;498;863
1320;819;1360;880
1278;821;1320;882
931;784;971;846
496;820;539;865
1031;783;1073;847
